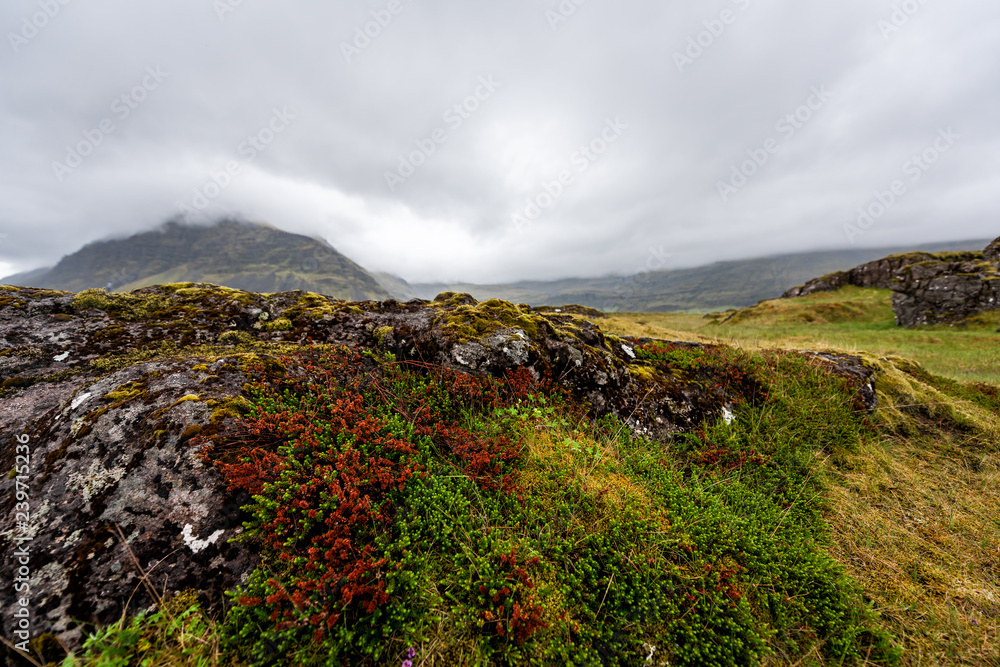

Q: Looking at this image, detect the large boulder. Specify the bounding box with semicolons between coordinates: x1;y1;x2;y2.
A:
889;253;1000;327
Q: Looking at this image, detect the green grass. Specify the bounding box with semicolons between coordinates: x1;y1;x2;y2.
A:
603;287;1000;384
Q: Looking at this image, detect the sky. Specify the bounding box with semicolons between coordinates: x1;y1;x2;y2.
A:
1;0;998;284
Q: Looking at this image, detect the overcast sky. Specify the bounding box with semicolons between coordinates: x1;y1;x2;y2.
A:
1;0;998;284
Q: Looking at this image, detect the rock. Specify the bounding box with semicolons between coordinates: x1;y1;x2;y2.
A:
889;254;1000;327
781;252;971;298
0;282;879;652
984;237;1000;262
782;237;1000;327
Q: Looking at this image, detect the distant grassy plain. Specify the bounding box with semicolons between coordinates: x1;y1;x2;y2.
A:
604;287;1000;385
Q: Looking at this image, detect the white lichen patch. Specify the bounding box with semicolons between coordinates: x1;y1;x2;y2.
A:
622;344;636;359
70;391;92;410
67;460;127;507
31;562;69;607
53;351;70;362
181;524;225;553
722;406;735;425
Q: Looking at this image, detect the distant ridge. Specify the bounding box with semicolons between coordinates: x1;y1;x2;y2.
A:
403;239;992;313
2;219;391;301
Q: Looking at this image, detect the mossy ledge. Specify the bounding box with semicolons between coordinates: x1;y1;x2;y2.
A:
1;283;997;665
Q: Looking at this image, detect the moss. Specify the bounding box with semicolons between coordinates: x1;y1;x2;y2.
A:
72;288;174;321
261;317;293;332
210;396;254;423
277;292;354;321
103;382;144;404
180;424;204;441
373;325;394;345
629;364;657;382
438;298;544;343
218;331;257;346
192;364;209;372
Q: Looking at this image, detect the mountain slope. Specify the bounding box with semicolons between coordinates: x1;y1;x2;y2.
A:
2;219;391;301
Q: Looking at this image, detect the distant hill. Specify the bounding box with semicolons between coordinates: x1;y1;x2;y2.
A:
2;219;391;301
404;240;992;312
3;221;989;313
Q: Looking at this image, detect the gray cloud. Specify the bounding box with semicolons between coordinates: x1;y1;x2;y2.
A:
2;0;998;283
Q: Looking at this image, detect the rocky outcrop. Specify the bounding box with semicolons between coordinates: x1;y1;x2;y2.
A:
890;256;1000;327
0;283;878;653
782;237;1000;327
781;251;981;298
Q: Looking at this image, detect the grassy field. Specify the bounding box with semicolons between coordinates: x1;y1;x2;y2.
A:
605;287;1000;664
602;287;1000;384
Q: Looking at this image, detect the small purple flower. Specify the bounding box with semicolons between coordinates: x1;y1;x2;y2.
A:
401;647;416;667
402;661;412;667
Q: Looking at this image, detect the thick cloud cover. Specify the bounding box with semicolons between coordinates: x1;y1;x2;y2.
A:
1;0;998;283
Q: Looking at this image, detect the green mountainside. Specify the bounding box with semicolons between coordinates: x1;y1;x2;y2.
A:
2;219;391;301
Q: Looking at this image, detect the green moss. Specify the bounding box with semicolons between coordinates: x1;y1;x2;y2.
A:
277;292;355;321
72;288;175;321
438;298;544;343
373;325;394;345
210;396;254;423
180;424;204;441
104;382;144;404
261;317;293;332
218;331;257;346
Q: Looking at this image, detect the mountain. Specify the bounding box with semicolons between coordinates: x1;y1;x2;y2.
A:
1;219;391;301
404;239;992;312
4;220;990;314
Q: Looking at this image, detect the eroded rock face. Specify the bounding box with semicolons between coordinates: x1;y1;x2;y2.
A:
782;237;1000;327
0;283;878;652
890;256;1000;327
781;252;978;298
